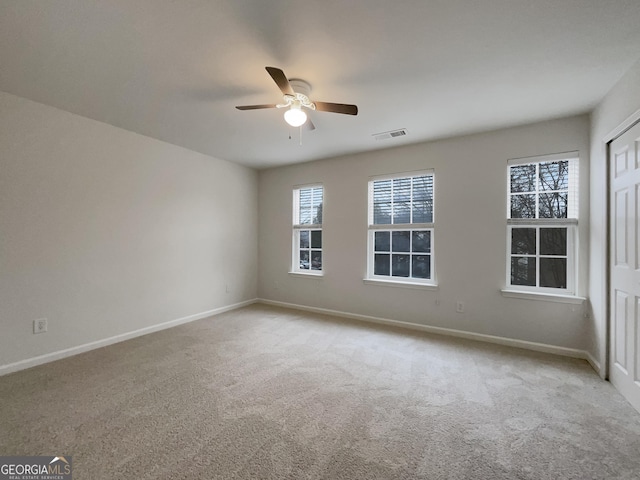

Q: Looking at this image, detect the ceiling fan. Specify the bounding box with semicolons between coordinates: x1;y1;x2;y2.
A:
236;67;358;130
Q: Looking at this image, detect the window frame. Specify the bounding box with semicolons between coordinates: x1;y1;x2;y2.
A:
366;170;436;286
506;153;579;295
292;184;324;275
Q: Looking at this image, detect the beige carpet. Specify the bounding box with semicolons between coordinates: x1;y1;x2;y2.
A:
1;304;639;479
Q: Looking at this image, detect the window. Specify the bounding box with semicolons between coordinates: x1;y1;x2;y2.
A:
367;172;434;284
507;153;579;293
292;185;323;274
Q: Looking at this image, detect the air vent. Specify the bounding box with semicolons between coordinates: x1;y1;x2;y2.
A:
372;129;408;141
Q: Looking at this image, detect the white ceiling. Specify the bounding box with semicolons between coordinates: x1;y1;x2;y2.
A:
1;1;640;169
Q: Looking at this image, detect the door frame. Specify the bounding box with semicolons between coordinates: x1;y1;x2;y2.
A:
605;108;640;380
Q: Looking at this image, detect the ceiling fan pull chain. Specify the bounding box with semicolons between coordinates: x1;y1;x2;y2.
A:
299;125;303;146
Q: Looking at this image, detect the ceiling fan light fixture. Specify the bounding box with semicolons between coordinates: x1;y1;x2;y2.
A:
284;104;307;127
236;67;358;130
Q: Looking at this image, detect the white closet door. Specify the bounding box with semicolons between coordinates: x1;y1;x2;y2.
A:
610;121;640;413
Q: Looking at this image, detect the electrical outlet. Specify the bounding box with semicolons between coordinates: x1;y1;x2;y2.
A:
33;318;48;334
455;301;465;313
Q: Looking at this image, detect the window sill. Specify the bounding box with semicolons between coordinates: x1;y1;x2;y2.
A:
289;271;324;278
363;278;439;291
500;289;586;304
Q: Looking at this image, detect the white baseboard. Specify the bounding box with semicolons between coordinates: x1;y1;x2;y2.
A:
258;298;596;367
4;298;599;377
585;351;602;376
0;299;258;377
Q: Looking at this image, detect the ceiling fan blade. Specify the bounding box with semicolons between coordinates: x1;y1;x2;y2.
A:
235;104;278;110
304;119;316;131
314;101;358;115
266;66;294;96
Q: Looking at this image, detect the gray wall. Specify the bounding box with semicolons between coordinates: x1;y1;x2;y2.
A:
258;115;590;351
0;92;258;368
589;58;640;374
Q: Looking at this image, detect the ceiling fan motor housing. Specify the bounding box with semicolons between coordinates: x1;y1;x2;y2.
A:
287;79;315;109
289;79;311;97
